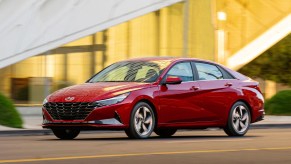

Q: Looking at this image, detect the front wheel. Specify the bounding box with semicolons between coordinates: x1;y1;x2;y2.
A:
125;102;155;139
52;128;80;140
224;102;251;136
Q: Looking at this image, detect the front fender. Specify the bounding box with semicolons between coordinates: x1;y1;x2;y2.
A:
115;86;159;126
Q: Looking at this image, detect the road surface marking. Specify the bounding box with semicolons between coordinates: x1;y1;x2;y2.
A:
166;138;252;143
1;146;291;163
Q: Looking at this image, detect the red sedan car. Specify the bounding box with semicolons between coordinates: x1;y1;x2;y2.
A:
42;57;264;139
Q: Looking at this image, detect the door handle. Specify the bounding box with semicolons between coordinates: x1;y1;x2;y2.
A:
225;83;233;87
190;86;200;91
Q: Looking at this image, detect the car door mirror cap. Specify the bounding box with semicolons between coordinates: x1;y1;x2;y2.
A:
164;76;182;85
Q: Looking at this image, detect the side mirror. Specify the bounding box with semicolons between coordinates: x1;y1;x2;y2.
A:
164;76;182;85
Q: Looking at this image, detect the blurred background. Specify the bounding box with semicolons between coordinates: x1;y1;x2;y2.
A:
0;0;290;105
1;2;291;163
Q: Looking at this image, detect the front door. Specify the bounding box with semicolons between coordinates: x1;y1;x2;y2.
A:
158;62;202;124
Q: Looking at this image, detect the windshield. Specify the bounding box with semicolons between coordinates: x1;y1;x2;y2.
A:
88;60;171;83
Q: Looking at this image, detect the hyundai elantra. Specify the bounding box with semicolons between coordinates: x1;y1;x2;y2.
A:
42;57;264;139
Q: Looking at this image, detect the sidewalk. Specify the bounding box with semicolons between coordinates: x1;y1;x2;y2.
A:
0;107;291;134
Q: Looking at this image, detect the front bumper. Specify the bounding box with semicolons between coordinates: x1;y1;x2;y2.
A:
42;123;127;130
42;101;132;130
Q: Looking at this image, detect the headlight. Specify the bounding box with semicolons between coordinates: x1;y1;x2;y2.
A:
43;98;48;105
95;92;130;106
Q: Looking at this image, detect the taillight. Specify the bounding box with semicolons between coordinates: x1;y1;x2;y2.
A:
247;85;262;93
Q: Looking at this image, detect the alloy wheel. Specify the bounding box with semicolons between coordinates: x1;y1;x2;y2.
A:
134;106;153;137
232;105;250;134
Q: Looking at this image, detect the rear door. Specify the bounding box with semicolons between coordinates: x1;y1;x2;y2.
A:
193;62;240;122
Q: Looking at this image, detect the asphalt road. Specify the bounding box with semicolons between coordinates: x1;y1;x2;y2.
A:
0;128;291;164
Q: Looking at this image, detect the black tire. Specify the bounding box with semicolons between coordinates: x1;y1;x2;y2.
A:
154;129;177;138
52;128;80;140
124;129;134;139
125;102;156;139
224;101;251;136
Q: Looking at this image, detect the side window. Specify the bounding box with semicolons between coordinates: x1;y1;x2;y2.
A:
217;66;235;79
166;62;193;82
195;63;223;80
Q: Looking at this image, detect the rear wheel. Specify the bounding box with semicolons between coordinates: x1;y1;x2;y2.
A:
52;128;80;140
224;102;251;136
125;102;155;139
154;129;177;138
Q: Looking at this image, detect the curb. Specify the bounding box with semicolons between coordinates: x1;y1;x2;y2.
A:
250;123;291;129
0;129;51;136
1;124;291;136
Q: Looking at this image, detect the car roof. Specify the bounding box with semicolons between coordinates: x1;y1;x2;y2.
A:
123;57;216;64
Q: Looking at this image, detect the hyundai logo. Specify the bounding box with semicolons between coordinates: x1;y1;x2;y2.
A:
65;97;75;101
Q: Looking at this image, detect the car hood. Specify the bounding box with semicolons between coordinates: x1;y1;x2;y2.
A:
48;82;151;102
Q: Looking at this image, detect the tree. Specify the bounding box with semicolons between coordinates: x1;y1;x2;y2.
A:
239;34;291;85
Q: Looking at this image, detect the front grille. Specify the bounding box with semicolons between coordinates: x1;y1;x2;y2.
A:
44;102;102;120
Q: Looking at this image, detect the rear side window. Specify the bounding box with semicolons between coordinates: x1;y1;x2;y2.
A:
217;66;235;79
195;63;223;80
166;62;193;82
